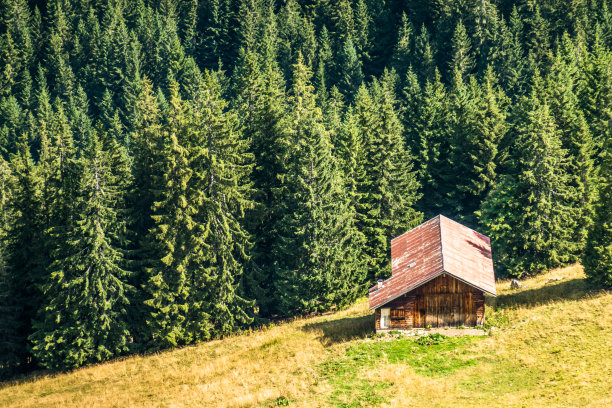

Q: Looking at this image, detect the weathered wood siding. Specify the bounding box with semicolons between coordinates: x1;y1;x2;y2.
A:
374;294;415;330
375;274;485;329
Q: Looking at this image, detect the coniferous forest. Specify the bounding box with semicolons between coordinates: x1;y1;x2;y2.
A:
0;0;610;375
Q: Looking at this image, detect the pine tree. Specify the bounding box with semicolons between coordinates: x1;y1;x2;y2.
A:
68;85;93;152
473;0;501;72
45;4;75;102
4;137;45;371
336;106;364;208
197;0;228;70
178;0;198;55
416;70;453;218
331;0;355;46
244;57;290;316
30;130;132;369
524;4;552;68
493;10;528;99
31;65;52;157
0;154;20;377
130;78;163;240
354;78;422;281
186;71;254;337
274;54;365;315
400;66;423;177
140;83;194;349
479;79;579;277
448;68;505;225
414;24;435;82
450;20;475;83
0;94;23;156
583;135;611;287
336;37;363;102
579;34;611;155
391;13;414;81
41;99;80;234
354;0;371;62
548;39;596;257
128;77;166;345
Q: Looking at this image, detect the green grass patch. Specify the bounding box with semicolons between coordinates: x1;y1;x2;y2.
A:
320;334;485;407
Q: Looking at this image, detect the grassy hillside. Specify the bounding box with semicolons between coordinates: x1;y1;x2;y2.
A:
1;264;610;408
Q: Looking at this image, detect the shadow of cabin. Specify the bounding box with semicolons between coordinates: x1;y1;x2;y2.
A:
492;277;596;309
302;315;374;346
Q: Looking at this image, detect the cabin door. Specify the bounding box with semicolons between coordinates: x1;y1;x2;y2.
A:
380;308;390;329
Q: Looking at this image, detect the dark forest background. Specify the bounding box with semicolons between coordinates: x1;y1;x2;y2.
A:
0;0;610;374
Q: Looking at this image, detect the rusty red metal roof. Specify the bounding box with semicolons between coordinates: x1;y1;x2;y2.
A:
369;215;496;310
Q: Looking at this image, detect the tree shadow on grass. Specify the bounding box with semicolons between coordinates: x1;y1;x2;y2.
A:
302;314;375;347
490;277;603;309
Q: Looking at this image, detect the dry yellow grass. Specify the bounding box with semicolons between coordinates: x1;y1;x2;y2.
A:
381;264;612;408
1;264;610;408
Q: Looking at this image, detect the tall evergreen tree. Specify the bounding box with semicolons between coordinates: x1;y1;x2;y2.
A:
414;24;435;82
139;82;194;348
415;70;453;218
4;137;45;371
493;8;528;99
449;20;475;83
232;43;289;316
448;68;506;225
30;131;132;369
579;34;612;155
479;79;579;277
0;154;20;377
336;37;363;102
548;40;596;257
354;78;422;281
582;135;611;287
391;13;414;81
274;54;365;315
186;71;254;336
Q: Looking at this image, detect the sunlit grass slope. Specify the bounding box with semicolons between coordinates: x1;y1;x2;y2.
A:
1;264;610;407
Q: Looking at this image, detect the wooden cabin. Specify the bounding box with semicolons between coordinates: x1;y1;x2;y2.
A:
369;215;496;331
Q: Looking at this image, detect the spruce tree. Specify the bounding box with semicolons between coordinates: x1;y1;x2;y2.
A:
579;34;611;155
583;135;611;287
354;78;422;281
525;4;552;68
186;71;254;337
416;70;453;218
400;66;423;176
336;37;363;102
391;13;414;81
354;0;371;62
336;106;364;208
493;9;527;99
140;82;194;348
414;24;435;82
128;77;166;345
0;154;20;376
30;131;132;369
548;41;596;257
448;68;505;225
231;42;289;316
274;54;365;315
4;137;45;371
450;20;475;82
479;79;579;277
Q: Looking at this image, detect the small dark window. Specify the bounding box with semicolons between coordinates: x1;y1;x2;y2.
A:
390;309;405;320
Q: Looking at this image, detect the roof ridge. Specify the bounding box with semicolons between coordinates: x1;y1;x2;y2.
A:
439;213;491;241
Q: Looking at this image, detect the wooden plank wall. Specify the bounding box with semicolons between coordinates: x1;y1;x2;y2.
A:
375;274;486;329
